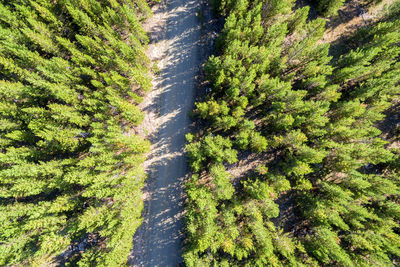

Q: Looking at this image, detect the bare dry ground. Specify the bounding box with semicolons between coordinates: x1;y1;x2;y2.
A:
321;0;395;45
129;0;202;265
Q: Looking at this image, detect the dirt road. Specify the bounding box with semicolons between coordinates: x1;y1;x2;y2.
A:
129;0;201;266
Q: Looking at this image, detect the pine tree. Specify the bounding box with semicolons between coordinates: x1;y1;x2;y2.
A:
184;0;400;265
313;0;346;16
0;0;152;265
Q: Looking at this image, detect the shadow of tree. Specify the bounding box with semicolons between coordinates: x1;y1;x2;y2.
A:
129;0;202;266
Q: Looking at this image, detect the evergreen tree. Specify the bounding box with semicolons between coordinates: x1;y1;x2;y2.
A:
0;0;152;265
184;0;400;265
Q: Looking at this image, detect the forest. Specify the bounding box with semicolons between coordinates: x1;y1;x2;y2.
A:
1;0;399;266
0;0;153;265
184;0;400;266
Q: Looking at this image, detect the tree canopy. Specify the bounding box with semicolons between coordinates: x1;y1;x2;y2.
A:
0;0;151;265
184;0;400;266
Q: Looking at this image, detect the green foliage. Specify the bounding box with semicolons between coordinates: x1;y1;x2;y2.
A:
186;134;237;172
184;0;400;265
0;0;151;265
313;0;346;16
384;0;400;21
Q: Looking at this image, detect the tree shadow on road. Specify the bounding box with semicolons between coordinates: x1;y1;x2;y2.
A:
129;0;202;266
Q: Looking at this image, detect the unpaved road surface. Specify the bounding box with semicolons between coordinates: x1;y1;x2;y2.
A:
129;0;201;266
